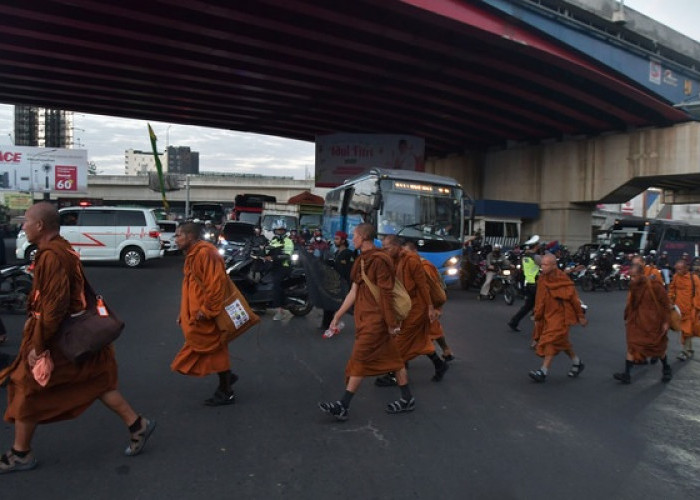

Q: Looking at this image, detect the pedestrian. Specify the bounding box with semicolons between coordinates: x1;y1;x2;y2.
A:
657;250;672;286
668;258;700;361
376;235;447;385
405;241;455;361
321;231;355;330
0;202;155;474
508;235;542;332
613;263;672;384
528;253;587;382
318;223;414;421
171;222;238;406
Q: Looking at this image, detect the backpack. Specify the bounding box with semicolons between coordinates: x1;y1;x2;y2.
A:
360;257;412;322
422;259;447;308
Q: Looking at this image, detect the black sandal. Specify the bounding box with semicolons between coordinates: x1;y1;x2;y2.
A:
124;417;156;457
568;362;585;378
204;389;236;407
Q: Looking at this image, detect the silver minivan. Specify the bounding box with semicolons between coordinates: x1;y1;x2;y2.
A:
16;206;164;267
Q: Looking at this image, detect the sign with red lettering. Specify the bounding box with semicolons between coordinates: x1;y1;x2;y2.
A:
315;133;425;187
0;146;87;192
55;165;77;191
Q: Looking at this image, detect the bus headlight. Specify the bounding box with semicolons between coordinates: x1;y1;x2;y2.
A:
443;256;459;267
446;267;458;276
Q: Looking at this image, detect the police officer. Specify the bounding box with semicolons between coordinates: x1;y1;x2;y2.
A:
507;235;542;332
267;220;294;320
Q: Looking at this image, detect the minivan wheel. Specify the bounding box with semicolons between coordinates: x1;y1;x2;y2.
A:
122;247;145;268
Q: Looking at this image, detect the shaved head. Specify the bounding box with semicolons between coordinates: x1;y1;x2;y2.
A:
178;222;201;239
27;202;59;232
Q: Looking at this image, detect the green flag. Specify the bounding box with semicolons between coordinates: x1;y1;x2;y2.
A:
147;123;169;212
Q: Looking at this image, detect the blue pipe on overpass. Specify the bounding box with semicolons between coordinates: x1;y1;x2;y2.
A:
481;0;700;107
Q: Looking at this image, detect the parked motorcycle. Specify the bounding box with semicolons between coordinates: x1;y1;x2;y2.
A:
0;264;33;314
580;263;614;292
225;249;312;316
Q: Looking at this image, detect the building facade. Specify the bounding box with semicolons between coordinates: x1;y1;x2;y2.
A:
14;106;74;148
125;149;167;176
167;146;199;174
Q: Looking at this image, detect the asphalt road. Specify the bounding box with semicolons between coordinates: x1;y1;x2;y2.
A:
1;250;699;499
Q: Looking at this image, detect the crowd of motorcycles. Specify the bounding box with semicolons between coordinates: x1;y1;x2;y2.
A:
459;243;658;304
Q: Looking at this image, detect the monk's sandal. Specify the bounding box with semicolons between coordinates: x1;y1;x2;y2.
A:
385;397;415;414
677;350;692;361
0;449;37;474
318;401;348;421
568;362;585;378
124;416;156;457
529;369;547;383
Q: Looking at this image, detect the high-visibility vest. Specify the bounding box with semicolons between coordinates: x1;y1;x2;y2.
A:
269;236;294;266
522;255;540;284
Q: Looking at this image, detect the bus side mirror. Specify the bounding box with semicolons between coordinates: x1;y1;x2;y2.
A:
463;196;474;219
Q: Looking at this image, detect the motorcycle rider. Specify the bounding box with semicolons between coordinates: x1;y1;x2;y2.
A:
245;226;268;282
267;220;294;321
479;244;508;300
657;250;672;285
201;220;218;242
508;235;542;332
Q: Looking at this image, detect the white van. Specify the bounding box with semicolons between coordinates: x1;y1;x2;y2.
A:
16;206;164;267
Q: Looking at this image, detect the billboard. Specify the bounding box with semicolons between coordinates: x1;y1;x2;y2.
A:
315;133;424;187
0;146;88;194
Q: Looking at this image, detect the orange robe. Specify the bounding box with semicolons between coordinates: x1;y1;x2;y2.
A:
1;236;118;424
644;265;663;282
421;259;444;340
392;249;434;361
668;271;700;341
171;241;230;376
345;248;404;378
624;277;670;361
533;268;585;357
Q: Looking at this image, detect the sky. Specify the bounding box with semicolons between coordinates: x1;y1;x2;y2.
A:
0;0;698;178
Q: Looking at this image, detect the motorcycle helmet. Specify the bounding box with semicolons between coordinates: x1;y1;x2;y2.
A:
272;220;287;234
524;235;540;247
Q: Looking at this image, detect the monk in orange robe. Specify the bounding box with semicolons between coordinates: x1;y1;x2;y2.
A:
171;223;237;406
377;235;447;385
613;263;672;384
318;223;415;421
631;255;663;282
529;253;587;383
406;241;454;361
668;258;700;361
0;202;154;474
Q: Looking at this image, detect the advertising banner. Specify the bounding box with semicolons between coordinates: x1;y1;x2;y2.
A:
315;133;424;188
0;146;88;193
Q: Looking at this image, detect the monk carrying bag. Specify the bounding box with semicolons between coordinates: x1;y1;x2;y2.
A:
360;258;412;322
194;275;260;343
54;277;124;363
423;260;447;308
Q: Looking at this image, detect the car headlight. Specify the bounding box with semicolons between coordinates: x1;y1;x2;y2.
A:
446;268;458;276
444;256;459;267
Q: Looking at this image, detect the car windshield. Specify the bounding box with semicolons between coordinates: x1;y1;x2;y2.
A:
262;215;298;231
378;182;462;241
158;222;176;233
238;212;260;225
222;223;256;242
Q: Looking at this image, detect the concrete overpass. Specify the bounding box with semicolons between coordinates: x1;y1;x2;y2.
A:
62;174;317;212
3;0;700;246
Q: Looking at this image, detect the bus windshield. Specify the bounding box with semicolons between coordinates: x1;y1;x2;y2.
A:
609;229;645;253
378;180;462;241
